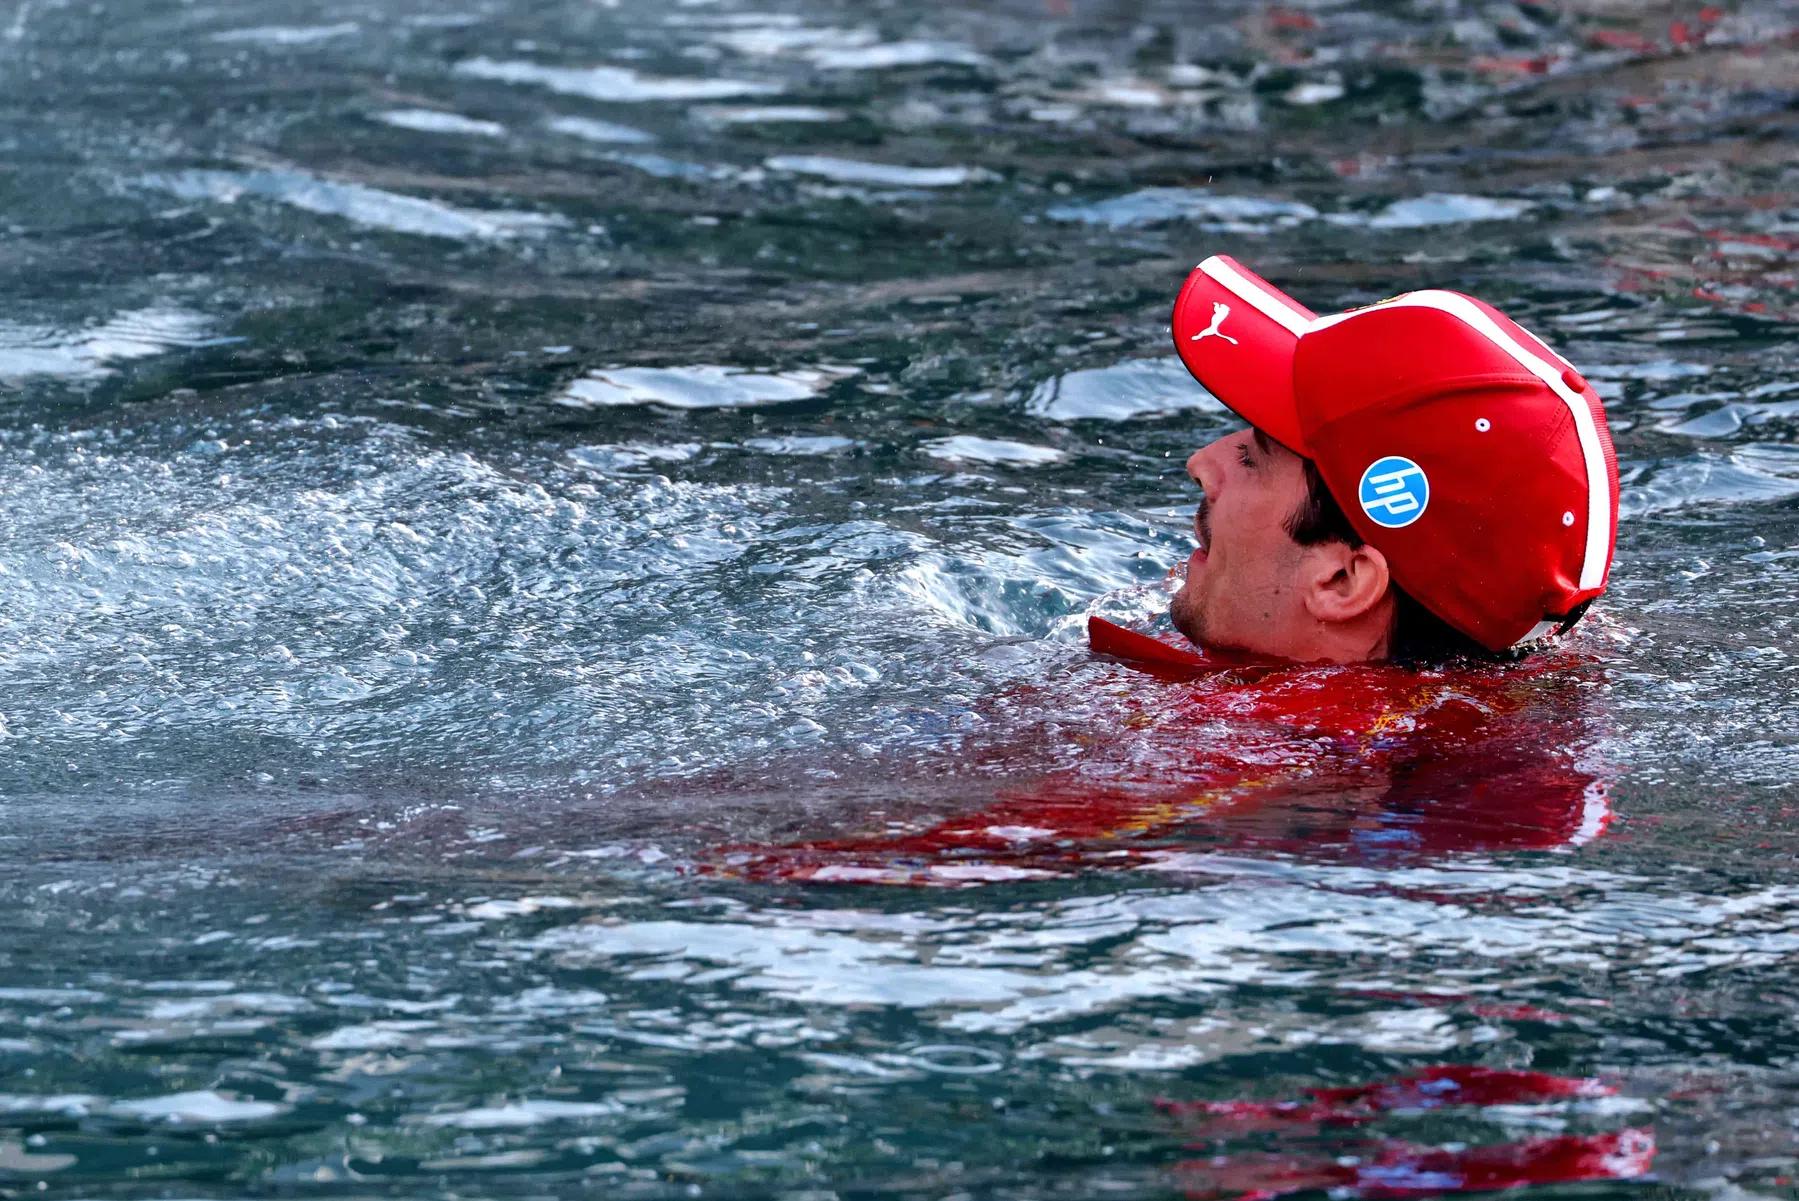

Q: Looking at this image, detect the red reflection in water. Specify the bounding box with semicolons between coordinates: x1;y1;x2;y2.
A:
1164;1066;1653;1200
1161;1065;1615;1128
1174;1127;1655;1201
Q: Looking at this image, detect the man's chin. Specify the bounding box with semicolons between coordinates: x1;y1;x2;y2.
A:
1169;588;1204;649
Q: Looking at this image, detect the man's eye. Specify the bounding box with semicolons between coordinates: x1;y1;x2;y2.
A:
1236;445;1255;468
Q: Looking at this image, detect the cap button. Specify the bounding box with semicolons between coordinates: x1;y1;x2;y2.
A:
1561;367;1589;394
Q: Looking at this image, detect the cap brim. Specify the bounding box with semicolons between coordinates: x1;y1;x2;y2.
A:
1172;255;1317;456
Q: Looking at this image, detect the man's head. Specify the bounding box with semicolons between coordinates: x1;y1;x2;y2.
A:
1166;256;1622;662
1170;428;1483;663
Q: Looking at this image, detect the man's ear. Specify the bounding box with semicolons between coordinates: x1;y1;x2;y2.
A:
1301;540;1392;625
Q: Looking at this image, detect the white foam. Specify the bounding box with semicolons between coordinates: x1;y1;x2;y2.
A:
146;169;567;240
545;114;655;144
310;1020;439;1050
1026;357;1221;421
704;20;985;70
419;1099;626;1128
1328;193;1533;229
1285;81;1345;105
666;11;806;29
375;109;506;137
711;23;873;57
404;13;482;27
1047;188;1317;231
1081;77;1169;107
924;435;1066;466
692;105;843;124
0;987;107;1002
765;155;991;188
0;307;224;379
1027;102;1083;123
558;365;856;409
209;22;358;44
453;56;779;102
112;1090;285;1122
742;435;858;455
811;40;988;69
567;443;703;473
0;1095;100;1116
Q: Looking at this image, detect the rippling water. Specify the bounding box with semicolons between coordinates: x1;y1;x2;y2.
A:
5;0;1799;1196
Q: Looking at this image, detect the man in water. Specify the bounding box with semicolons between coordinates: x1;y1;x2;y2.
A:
1161;256;1620;664
706;258;1623;884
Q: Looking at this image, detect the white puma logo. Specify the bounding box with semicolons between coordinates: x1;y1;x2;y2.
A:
1189;301;1239;345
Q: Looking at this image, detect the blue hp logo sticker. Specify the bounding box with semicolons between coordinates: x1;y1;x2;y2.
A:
1358;456;1429;528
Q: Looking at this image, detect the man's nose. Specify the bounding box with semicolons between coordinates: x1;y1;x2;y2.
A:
1186;436;1226;495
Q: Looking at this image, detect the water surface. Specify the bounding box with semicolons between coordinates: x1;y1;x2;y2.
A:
4;0;1799;1197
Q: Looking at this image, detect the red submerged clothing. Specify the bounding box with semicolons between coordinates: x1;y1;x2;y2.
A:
703;618;1613;886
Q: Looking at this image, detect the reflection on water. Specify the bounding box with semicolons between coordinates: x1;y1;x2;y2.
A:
2;0;1798;1196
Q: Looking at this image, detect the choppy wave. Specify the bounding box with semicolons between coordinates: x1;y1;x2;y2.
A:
1326;193;1534;229
374;109;506;137
692;104;843;124
0;1090;285;1122
811;40;988;69
144;169;566;239
1660;403;1756;438
512;867;1799;1036
558;364;856;409
208;22;358;44
1575;360;1713;381
924;435;1065;466
1049;189;1528;232
742;434;859;455
765;155;993;187
1048;188;1318;231
0;307;225;378
708;23;986;70
1027;357;1220;421
1619;445;1799;517
453;56;780;102
545;114;655;143
567;442;702;474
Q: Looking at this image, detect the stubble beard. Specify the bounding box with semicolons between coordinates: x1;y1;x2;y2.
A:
1170;577;1204;648
1169;498;1212;648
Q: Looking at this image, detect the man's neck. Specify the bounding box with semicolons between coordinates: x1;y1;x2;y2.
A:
1294;597;1398;665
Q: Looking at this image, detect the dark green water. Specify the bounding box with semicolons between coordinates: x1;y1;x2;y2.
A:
3;0;1799;1197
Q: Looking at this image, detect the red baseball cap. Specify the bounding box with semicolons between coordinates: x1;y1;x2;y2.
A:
1171;255;1620;653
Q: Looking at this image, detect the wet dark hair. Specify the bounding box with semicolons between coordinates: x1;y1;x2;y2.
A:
1284;457;1499;665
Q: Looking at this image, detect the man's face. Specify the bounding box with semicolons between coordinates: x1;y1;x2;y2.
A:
1169;427;1317;656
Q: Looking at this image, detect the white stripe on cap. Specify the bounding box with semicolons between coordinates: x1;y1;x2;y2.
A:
1308;291;1611;594
1199;256;1312;337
